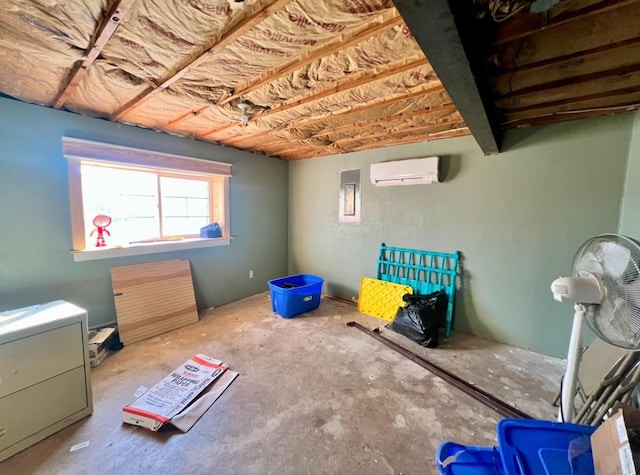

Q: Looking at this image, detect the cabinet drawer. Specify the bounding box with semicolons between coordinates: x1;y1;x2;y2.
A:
0;366;89;454
0;323;84;398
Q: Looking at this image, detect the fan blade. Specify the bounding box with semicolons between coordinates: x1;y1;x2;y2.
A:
600;241;632;278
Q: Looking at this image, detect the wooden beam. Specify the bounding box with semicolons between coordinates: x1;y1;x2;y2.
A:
162;106;208;129
277;125;471;160
493;2;640;71
494;40;640;97
499;63;640;101
497;72;640;111
230;103;457;149
310;104;457;138
291;84;446;128
250;140;318;155
53;0;137;109
278;147;339;160
111;0;294;120
504;85;640;116
505;108;640;128
347;126;470;153
493;0;640;45
271;145;326;158
198;56;429;138
207;82;445;146
254;118;466;155
393;0;500;154
219;11;402;106
502;92;640;126
335;118;466;147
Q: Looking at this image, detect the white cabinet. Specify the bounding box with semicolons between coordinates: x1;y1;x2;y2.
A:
0;301;93;462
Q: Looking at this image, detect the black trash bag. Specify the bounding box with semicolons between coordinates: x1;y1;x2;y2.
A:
386;289;448;348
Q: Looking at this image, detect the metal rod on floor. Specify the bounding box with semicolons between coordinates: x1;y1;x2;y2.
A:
325;295;357;306
346;321;532;420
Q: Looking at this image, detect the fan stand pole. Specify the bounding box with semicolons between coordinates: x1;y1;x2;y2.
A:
559;303;585;422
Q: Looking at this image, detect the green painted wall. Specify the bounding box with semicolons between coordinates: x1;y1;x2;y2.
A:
620;110;640;237
289;115;633;357
0;97;289;328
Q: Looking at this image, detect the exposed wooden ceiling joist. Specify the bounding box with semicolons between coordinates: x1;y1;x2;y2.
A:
111;0;294;120
493;2;640;73
209;83;446;147
199;55;430;138
393;0;500;154
162;106;208;129
494;40;640;97
254;117;466;156
53;0;137;109
223;102;452;147
502;91;640;127
484;0;640;130
309;104;457;138
219;10;403;106
493;0;640;45
244;105;459;152
347;126;471;153
275;123;471;160
293;84;446;128
333;118;467;147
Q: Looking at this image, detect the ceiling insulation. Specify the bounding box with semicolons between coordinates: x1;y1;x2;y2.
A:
0;0;468;159
2;0;639;158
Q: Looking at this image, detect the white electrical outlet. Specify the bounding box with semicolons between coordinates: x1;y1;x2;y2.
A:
249;270;254;279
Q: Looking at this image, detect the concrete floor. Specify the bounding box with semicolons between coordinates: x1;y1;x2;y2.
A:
0;293;564;474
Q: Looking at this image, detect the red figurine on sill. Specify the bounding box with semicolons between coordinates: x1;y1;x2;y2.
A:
91;214;112;247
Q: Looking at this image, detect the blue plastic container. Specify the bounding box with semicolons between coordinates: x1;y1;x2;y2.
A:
497;419;596;475
200;222;222;238
437;442;504;475
268;274;324;318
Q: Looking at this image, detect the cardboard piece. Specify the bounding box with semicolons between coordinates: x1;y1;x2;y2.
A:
122;354;238;432
591;403;640;475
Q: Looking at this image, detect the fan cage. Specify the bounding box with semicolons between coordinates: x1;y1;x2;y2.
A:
572;234;640;350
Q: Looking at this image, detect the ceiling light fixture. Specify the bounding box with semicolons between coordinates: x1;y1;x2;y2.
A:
237;101;252;123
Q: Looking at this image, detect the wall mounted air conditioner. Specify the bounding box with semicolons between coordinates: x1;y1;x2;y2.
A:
370;156;439;187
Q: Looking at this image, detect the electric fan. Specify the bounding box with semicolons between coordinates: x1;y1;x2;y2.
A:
550;233;640;422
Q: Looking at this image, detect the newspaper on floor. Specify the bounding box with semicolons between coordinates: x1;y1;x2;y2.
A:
122;354;238;432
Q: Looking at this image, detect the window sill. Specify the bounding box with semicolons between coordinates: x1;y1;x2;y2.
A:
71;237;231;262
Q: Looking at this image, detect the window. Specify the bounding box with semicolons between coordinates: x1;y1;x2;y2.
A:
64;137;231;261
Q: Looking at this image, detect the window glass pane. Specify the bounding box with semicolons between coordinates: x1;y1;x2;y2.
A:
162;197;188;217
160;176;210;236
163;217;209;236
161;177;209;198
81;163;159;246
187;198;210;216
79;164;217;246
119;218;159;243
162;197;210;217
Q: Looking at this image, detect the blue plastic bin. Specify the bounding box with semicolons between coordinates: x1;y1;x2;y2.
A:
268;274;324;318
200;222;222;238
437;419;596;475
497;419;596;475
437;442;504;475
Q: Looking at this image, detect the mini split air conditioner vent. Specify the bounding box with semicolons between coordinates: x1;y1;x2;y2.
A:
370;156;440;186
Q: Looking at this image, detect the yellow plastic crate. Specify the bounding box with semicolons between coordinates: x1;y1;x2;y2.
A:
358;277;413;321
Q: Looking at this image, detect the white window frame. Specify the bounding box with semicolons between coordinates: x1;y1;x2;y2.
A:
63;137;231;262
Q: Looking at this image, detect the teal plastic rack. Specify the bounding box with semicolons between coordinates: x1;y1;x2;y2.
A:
376;243;460;338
